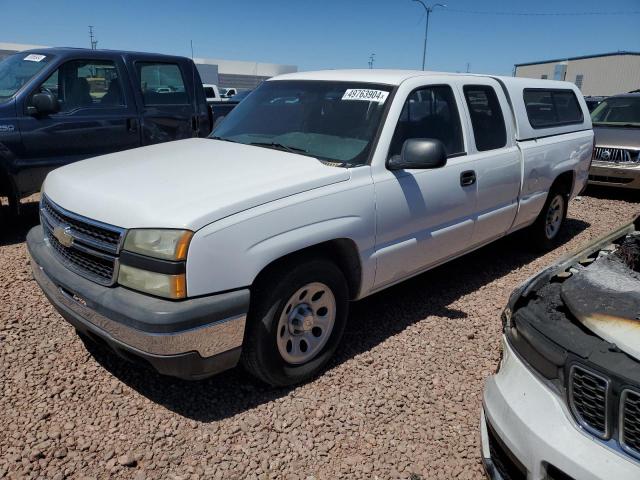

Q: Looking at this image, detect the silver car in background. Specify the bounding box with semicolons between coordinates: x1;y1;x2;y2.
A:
589;93;640;189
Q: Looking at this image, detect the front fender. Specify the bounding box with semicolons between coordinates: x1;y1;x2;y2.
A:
185;169;376;297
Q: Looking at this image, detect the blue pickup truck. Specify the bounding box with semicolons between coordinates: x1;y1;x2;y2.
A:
0;48;212;216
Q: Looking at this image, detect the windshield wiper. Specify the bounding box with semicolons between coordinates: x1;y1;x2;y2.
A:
248;141;309;154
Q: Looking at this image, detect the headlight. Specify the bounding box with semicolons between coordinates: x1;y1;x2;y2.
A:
118;264;186;299
123;229;193;260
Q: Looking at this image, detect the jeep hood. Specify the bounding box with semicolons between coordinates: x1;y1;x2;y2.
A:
43;138;350;230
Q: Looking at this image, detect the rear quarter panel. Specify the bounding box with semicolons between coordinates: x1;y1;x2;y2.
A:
511;129;593;231
500;78;593;230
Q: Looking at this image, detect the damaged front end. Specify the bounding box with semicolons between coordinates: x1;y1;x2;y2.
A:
503;214;640;458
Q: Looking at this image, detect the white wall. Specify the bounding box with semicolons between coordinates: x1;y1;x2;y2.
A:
515;54;640;96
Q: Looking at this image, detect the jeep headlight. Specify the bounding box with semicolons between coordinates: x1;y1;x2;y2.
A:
123;229;193;260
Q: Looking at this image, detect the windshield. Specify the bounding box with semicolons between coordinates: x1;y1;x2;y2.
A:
0;53;53;103
591;96;640;127
211;80;393;165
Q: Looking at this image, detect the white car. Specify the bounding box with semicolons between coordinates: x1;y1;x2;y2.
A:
203;83;221;103
220;87;237;98
27;70;592;386
482;217;640;479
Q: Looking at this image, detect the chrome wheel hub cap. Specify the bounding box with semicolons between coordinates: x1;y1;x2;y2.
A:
276;282;336;365
545;195;564;239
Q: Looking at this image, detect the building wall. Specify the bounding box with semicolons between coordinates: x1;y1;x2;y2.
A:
515;54;640;96
515;62;556;81
565;55;640;96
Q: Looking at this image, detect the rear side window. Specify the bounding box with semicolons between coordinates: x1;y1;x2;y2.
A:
137;62;189;105
523;89;583;129
389;85;464;158
463;85;507;151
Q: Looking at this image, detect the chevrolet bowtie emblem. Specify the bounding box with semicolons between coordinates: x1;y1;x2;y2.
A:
53;226;74;248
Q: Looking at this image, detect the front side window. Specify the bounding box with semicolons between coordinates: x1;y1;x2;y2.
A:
523;89;583;129
35;59;123;112
463;85;507;151
388;85;464;159
0;53;53;103
137;63;188;105
212;80;393;166
591;96;640;127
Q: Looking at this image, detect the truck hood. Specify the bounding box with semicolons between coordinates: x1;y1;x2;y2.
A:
43;138;350;230
593;126;640;149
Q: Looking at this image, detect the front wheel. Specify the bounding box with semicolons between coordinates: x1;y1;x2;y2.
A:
530;188;568;251
241;258;349;386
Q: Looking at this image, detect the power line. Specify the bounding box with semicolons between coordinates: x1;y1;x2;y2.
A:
442;8;640;16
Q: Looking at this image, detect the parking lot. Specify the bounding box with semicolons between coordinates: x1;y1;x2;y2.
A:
0;189;636;480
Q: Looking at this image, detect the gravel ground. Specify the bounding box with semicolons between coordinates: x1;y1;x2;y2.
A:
1;188;638;480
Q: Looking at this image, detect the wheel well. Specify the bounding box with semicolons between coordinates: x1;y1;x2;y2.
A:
552;171;574;197
252;239;362;300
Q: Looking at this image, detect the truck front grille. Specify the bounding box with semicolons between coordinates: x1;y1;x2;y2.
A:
568;365;610;438
40;195;125;286
593;147;640;164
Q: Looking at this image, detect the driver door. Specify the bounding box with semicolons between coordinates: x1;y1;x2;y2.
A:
372;83;478;289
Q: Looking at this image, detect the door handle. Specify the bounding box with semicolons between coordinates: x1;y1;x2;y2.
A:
460;170;476;187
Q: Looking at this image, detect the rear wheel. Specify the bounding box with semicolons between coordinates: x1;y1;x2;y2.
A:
242;258;349;386
530;187;567;250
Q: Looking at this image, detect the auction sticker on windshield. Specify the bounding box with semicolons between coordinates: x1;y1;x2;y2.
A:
24;54;46;62
342;89;389;104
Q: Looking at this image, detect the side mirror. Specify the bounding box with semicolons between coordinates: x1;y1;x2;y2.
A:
388;138;448;170
30;91;58;116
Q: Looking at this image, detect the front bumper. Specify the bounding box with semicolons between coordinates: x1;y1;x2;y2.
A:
481;338;640;480
27;225;249;380
588;162;640;189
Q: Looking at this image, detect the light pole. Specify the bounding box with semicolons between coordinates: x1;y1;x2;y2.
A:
412;1;446;70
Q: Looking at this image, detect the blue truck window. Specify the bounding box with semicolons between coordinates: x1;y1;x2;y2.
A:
137;63;189;106
35;59;123;111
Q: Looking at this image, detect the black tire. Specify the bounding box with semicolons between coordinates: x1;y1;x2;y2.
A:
530;187;568;251
241;258;349;386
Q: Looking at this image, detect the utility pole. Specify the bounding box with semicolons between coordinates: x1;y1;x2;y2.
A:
411;1;446;70
466;62;470;73
368;53;376;69
88;26;98;50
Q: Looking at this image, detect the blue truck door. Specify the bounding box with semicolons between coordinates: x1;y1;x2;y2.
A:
16;55;140;195
131;59;202;145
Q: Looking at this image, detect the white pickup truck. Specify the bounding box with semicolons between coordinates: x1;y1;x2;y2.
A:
27;70;593;386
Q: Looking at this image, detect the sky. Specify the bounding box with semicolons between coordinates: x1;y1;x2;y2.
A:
1;0;639;75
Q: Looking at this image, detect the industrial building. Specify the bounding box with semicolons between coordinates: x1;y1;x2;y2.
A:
514;51;640;96
0;42;297;90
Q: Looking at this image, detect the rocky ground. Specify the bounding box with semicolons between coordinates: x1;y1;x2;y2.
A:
0;188;638;480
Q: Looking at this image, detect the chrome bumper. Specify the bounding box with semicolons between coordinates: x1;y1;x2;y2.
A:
589;162;640;189
31;257;246;358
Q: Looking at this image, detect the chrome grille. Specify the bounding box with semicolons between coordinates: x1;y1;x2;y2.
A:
621;390;640;457
568;365;610;438
40;196;125;286
593;146;640;164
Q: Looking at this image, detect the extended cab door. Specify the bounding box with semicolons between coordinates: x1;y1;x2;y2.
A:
16;55;140;192
130;58;206;145
457;79;520;246
371;81;478;289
